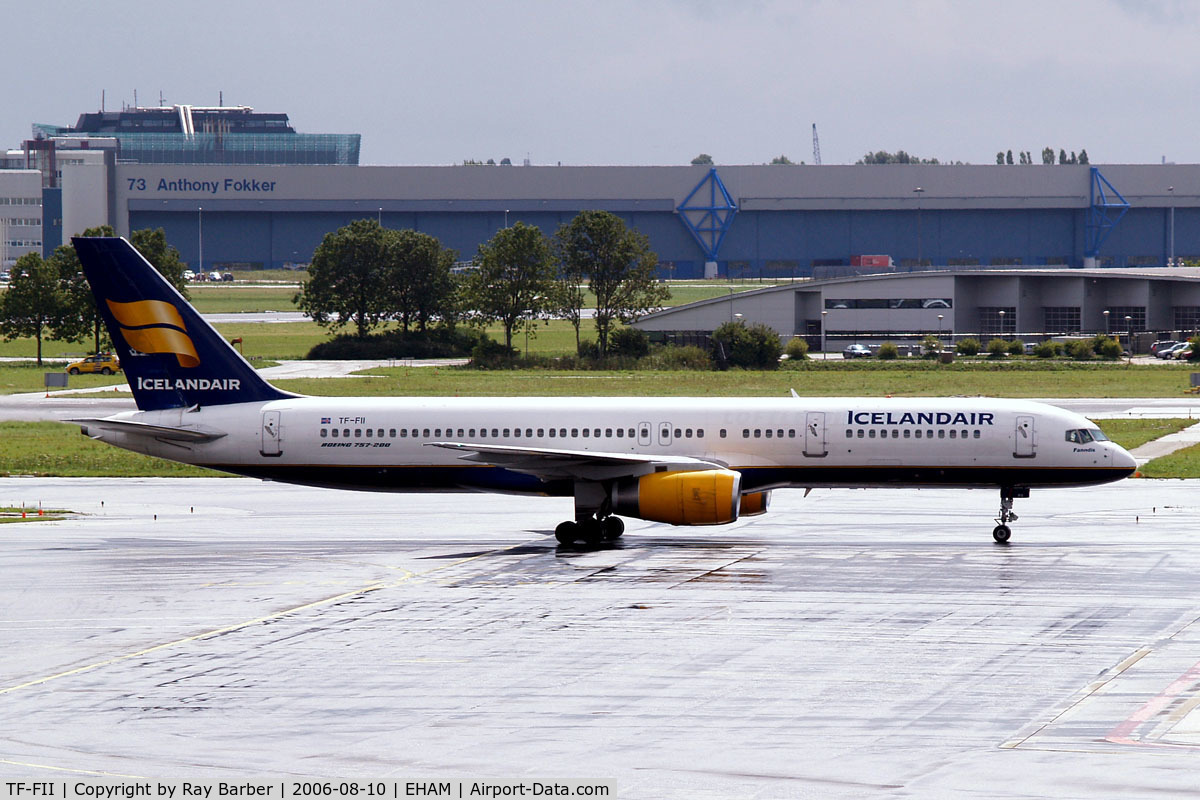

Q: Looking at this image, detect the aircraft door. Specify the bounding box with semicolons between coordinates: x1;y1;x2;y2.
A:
1013;415;1035;458
261;410;282;457
658;422;673;446
638;422;652;447
804;411;827;457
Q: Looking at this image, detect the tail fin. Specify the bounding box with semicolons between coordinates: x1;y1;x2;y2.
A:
73;237;294;411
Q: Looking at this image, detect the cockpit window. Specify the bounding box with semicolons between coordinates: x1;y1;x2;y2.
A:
1066;429;1095;444
1090;428;1109;442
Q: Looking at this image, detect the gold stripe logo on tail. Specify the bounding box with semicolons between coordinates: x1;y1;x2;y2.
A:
106;299;200;368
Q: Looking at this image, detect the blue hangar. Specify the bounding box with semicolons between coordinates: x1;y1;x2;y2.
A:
55;160;1199;276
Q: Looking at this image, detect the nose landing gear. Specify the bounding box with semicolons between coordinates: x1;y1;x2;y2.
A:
993;486;1028;543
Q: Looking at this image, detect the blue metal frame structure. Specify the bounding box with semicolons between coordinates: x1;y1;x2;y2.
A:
677;168;738;260
1086;167;1130;259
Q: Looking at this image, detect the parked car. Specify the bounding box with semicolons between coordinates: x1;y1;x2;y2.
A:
183;269;196;281
1150;339;1181;355
221;272;234;282
208;271;222;282
1158;342;1189;359
66;353;121;375
1175;347;1194;360
843;343;872;359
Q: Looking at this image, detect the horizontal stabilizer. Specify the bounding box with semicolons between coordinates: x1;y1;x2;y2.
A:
69;417;227;443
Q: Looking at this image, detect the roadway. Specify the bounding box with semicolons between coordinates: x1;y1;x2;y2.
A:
2;478;1200;796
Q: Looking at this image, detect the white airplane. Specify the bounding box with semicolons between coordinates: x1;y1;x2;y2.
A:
69;237;1137;545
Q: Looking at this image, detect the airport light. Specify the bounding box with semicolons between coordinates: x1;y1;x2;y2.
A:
1103;309;1110;334
198;206;203;273
1126;315;1133;364
821;309;828;359
998;309;1005;337
937;314;944;349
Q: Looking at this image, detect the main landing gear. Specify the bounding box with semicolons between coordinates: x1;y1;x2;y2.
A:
993;486;1029;543
555;514;624;546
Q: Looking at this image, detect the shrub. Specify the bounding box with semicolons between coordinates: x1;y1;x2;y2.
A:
1032;340;1063;358
577;339;601;360
469;336;516;368
921;334;941;359
877;341;900;360
641;345;712;370
711;321;782;370
306;327;482;360
1007;339;1025;356
1095;336;1123;359
986;338;1009;359
609;327;650;359
1066;339;1094;360
1189;336;1200;361
956;337;981;356
784;337;809;360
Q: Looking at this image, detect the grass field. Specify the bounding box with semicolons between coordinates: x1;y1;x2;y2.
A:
1095;418;1196;450
0;363;126;395
1139;442;1200;478
263;362;1200;399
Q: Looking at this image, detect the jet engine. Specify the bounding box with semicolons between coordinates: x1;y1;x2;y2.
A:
612;469;742;525
739;491;771;517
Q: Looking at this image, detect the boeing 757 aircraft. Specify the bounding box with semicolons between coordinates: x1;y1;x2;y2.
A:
69;237;1136;545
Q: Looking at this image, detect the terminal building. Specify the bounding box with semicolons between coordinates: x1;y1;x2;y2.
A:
2;102;1199;344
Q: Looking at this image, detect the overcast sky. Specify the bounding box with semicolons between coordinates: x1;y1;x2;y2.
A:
5;0;1197;167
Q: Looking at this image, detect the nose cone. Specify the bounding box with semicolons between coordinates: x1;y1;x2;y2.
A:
1113;443;1138;474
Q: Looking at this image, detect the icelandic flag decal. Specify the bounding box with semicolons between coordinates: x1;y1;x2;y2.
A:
321;417;331;424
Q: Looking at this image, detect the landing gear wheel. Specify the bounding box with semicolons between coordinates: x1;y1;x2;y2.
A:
554;520;579;545
992;524;1012;543
579;518;604;546
601;516;625;541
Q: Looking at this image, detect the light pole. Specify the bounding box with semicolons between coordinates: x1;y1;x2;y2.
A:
998;309;1005;338
1102;309;1110;335
378;207;382;226
937;314;944;350
1126;315;1133;363
1168;186;1175;267
821;309;828;359
504;209;510;228
914;187;925;267
198;206;203;274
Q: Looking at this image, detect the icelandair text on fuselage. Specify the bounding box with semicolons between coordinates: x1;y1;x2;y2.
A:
137;377;241;391
125;177;277;194
847;410;995;426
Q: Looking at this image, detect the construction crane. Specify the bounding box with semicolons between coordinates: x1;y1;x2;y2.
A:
812;123;822;166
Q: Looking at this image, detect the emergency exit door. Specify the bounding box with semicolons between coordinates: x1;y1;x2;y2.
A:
261;410;282;457
804;411;827;457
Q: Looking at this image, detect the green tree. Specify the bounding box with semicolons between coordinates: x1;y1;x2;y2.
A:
0;252;67;365
555;210;669;358
1078;149;1090;165
691;153;714;165
1059;149;1068;166
129;227;189;299
1042;147;1056;165
295;219;392;338
711;320;782;369
996;152;1005;165
770;154;796;165
462;222;556;354
386;229;457;333
1006;150;1014;165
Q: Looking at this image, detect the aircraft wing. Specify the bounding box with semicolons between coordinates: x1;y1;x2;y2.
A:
426;441;725;481
69;417;227;443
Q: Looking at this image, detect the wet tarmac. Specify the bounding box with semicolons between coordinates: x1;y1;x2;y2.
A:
3;478;1200;796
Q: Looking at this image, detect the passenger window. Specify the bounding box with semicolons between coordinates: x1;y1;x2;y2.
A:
549;428;556;438
938;430;945;439
457;429;464;438
582;429;590;437
320;429;328;438
949;430;957;439
674;428;682;438
606;428;613;437
468;429;475;438
788;429;796;438
754;429;762;438
616;428;623;438
640;428;649;439
366;428;373;438
915;429;922;438
594;429;601;438
927;430;933;438
743;429;750;438
974;430;981;439
846;430;853;438
697;429;704;438
868;429;876;438
720;429;727;438
571;429;578;437
903;429;910;438
526;428;533;437
514;428;521;438
503;428;510;437
422;429;430;438
491;429;499;437
354;429;362;438
332;428;338;438
345;429;351;438
400;429;407;438
765;429;772;438
856;429;864;438
434;429;441;437
628;428;635;438
389;429;396;438
379;429;385;438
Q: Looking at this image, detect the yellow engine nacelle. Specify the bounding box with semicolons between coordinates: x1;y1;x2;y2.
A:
612;469;742;526
739;491;770;517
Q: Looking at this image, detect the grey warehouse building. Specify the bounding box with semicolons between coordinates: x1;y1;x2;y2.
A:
631;268;1200;346
37;160;1200;277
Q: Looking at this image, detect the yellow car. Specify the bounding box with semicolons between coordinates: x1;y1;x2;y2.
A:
66;353;121;375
